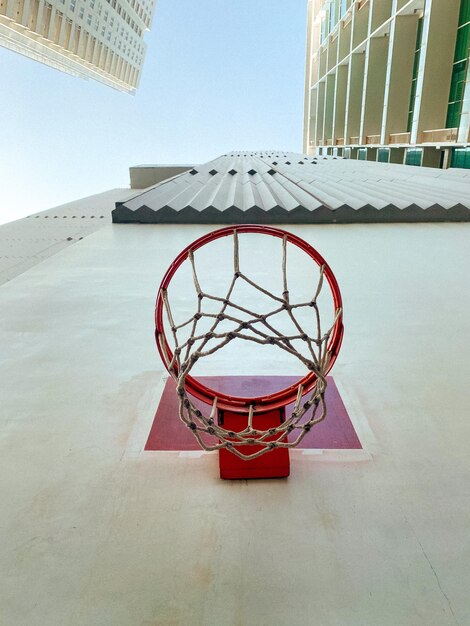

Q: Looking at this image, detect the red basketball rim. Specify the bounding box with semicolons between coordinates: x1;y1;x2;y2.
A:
155;224;344;413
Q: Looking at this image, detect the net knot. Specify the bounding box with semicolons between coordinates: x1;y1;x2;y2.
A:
195;409;202;418
216;313;224;321
193;313;202;321
184;399;190;409
189;422;197;430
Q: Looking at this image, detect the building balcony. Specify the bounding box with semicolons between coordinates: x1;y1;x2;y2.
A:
349;136;360;145
420;128;458;144
389;132;411;144
366;134;380;145
335;138;345;146
325;139;333;146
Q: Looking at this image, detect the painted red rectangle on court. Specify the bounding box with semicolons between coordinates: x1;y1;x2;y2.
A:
145;376;362;451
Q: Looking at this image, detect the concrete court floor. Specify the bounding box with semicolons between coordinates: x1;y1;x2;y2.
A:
1;222;470;626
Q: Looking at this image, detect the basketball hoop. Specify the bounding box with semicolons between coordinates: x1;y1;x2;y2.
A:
155;225;343;465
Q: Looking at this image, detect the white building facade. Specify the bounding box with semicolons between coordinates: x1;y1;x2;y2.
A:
0;0;156;92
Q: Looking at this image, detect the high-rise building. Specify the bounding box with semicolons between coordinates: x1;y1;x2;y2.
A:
0;0;156;92
304;0;470;168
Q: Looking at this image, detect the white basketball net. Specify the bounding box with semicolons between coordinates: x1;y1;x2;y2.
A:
158;231;342;460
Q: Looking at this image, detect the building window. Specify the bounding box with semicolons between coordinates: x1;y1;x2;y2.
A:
378;148;390;163
451;147;470;168
79;6;84;18
446;0;470;128
87;13;91;24
405;149;423;167
407;17;424;132
358;148;367;161
70;0;76;11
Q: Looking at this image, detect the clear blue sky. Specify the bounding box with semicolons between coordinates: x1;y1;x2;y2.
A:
0;0;307;224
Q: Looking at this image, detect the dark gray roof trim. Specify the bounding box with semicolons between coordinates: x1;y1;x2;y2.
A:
112;152;470;224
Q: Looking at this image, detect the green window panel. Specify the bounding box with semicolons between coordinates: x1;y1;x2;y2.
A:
451;148;470;168
446;102;461;128
405;149;423;167
454;23;470;62
446;0;470;129
459;0;470;26
448;61;466;101
358;148;367;161
407;17;423;132
416;15;423;46
378;149;390;163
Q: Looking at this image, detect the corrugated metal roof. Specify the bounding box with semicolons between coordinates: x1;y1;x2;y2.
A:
112;151;470;224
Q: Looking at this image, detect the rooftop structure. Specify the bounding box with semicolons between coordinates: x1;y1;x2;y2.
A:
113;151;470;224
304;0;470;168
0;0;157;92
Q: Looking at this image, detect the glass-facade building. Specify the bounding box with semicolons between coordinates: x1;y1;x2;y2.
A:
304;0;470;168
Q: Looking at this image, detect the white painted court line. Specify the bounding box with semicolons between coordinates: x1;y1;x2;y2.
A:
332;376;379;456
122;372;169;459
297;449;373;462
